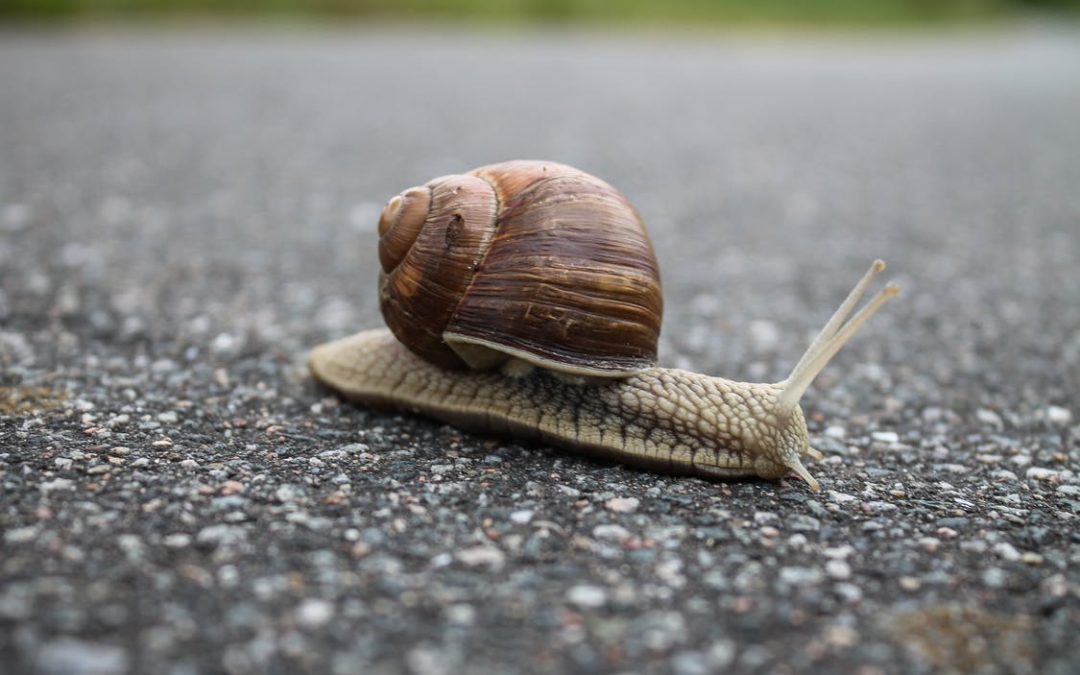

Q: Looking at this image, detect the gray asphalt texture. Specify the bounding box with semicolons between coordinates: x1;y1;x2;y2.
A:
2;26;1079;675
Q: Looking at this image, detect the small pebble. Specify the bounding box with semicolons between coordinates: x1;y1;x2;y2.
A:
917;537;941;553
671;651;710;675
446;604;476;625
163;534;191;549
993;542;1021;561
824;625;859;648
4;526;37;544
35;638;128;675
1025;467;1060;482
823;545;854;559
778;567;823;586
1045;405;1072;425
604;497;640;513
1021;552;1043;565
509;509;534;524
828;490;858;504
824;425;846;439
788;514;820;532
455;546;505;569
976;408;1004;430
825;559;852;580
566;584;607;609
592;524;632;542
982;567;1007;588
40;478;74;493
295;599;334;629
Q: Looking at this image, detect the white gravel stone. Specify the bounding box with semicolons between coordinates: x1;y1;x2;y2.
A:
509;509;534;524
824;545;855;559
748;319;779;349
295;598;334;629
982;567;1007;588
446;604;475;625
706;639;736;669
455;546;505;569
196;524;247;547
1046;405;1072;425
163;534;191;548
778;566;823;586
40;478;75;493
828;490;858;504
211;332;238;355
592;524;633;541
4;526;37;544
918;537;941;553
976;408;1004;430
566;584;607;609
557;485;581;498
35;638;128;675
825;559;852;580
1025;467;1060;481
1009;454;1033;468
604;497;640;513
406;645;450;675
993;542;1021;561
824;425;846;439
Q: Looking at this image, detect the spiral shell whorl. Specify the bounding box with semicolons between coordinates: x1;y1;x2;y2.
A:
377;174;499;369
377;187;432;272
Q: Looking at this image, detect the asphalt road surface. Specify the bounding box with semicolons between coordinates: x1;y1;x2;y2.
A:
1;26;1079;674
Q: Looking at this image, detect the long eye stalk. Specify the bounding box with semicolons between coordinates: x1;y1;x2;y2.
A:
776;260;899;415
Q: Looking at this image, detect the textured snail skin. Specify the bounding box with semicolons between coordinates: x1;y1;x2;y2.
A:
309;328;821;489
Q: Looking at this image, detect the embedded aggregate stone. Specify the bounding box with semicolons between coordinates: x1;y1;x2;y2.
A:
2;27;1079;675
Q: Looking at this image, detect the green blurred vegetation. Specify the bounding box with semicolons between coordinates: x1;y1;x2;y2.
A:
2;0;1079;25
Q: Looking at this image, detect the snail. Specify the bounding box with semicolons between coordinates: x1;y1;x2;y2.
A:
309;160;899;492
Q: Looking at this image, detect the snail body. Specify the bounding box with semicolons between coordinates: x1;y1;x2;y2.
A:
310;161;898;491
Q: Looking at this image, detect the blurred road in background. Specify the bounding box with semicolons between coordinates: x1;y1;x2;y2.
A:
1;25;1079;674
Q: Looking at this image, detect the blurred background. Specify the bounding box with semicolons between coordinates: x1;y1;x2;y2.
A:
2;0;1079;25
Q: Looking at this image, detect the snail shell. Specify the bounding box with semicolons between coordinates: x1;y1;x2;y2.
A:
376;160;663;377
